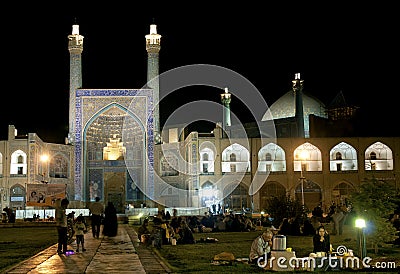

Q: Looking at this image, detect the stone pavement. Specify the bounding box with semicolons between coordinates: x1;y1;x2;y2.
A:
3;224;171;274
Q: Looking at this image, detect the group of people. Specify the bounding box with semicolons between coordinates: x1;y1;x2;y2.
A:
249;224;331;268
54;196;119;255
275;202;350;238
137;209;198;248
2;206;15;223
88;196;118;238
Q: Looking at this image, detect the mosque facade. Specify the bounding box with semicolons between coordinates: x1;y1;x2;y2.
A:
0;24;399;215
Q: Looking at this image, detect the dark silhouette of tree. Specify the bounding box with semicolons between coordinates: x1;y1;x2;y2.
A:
350;176;399;254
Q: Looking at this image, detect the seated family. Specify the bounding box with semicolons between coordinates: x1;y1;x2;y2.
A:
137;218;195;246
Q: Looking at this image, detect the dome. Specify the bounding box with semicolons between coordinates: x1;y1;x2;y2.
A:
262;90;327;137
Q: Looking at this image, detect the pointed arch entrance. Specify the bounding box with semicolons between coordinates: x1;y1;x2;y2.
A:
74;89;154;210
9;184;25;210
223;183;249;212
83;103;146;212
260;181;286;210
295;180;321;210
332;182;356;206
200;181;218;208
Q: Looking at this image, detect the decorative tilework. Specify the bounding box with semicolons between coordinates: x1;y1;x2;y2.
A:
74;89;154;201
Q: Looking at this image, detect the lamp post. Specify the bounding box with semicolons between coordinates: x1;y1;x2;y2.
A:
40;154;49;184
299;151;308;209
355;218;367;259
40;154;49;220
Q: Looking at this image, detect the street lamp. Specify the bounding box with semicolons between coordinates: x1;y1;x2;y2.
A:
299;151;308;209
40;154;49;183
355;218;367;259
38;154;50;220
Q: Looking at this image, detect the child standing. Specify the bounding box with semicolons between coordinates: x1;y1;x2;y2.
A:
75;215;87;252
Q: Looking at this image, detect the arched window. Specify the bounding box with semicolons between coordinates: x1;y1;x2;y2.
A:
329;142;358;172
199;142;216;174
10;150;27;175
365;142;393;171
293;142;322;172
257;143;286;172
222;144;250;173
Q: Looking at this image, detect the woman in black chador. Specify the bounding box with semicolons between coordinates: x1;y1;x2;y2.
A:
103;202;118;237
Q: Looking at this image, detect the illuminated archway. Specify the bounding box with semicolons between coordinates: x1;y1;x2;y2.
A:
223;183;249;212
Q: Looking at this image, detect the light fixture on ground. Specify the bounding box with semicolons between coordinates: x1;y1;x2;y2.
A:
355;218;367;259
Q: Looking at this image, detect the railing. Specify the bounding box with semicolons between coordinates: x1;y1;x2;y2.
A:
15;208;90;219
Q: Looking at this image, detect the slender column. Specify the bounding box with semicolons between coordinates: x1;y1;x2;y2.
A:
292;73;305;138
145;24;161;143
220;87;232;135
67;24;84;144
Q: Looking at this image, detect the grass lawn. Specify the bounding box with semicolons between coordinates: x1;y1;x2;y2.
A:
0;226;58;271
142;223;400;273
1;223;400;273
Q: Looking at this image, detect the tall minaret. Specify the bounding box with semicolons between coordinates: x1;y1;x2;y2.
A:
220;87;232;133
67;24;84;144
292;73;305;138
145;24;161;143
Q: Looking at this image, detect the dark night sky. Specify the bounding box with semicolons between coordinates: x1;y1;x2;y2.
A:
1;3;399;143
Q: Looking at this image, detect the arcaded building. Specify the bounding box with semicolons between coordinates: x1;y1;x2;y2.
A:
156;72;399;212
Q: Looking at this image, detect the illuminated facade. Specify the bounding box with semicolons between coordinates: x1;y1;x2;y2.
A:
0;24;399;215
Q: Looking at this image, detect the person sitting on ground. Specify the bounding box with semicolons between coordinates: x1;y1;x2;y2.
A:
303;213;319;236
244;216;256;231
313;225;330;255
249;229;273;265
214;215;226;232
161;220;175;244
278;217;290;235
177;220;195;244
170;216;181;234
137;218;151;243
312;204;324;218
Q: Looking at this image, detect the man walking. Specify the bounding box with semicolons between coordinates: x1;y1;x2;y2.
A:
89;197;104;238
55;198;69;255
